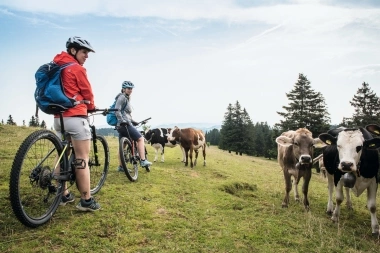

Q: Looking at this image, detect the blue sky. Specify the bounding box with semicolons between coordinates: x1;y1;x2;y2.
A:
1;0;380;129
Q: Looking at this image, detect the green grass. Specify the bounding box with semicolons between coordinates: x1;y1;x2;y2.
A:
0;124;379;252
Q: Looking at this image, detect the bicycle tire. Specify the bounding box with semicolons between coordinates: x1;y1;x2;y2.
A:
9;130;66;228
89;135;110;194
119;137;138;182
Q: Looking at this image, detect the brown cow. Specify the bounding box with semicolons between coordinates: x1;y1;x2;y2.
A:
166;126;206;168
276;128;325;210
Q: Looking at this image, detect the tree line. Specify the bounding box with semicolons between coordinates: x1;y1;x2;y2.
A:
206;73;380;158
1;115;47;128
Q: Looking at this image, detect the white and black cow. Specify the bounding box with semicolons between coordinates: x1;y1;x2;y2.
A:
144;128;185;163
318;125;380;236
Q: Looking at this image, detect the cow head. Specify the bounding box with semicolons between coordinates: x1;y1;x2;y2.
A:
319;127;380;174
144;129;153;143
276;128;326;167
166;126;180;142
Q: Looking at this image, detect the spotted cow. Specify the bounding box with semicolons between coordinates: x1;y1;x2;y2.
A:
318;125;380;236
166;126;206;168
276;128;325;210
143;128;185;163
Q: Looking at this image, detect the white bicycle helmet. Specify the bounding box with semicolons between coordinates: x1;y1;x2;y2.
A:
66;36;95;52
122;81;134;89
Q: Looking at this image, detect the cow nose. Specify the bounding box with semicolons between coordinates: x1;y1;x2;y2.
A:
300;155;311;164
340;161;353;171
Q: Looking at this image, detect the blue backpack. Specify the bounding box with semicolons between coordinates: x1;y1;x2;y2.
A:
34;61;81;115
106;94;127;126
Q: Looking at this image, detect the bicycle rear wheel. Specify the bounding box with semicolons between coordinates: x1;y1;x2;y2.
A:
9;130;65;228
89;135;110;195
119;137;138;182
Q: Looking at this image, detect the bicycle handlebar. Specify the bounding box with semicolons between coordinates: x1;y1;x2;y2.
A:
138;117;151;125
88;108;118;114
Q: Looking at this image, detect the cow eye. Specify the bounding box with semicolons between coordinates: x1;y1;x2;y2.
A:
356;146;362;153
293;142;299;146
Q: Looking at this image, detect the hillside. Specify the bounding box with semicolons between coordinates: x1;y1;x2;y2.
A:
1;124;379;253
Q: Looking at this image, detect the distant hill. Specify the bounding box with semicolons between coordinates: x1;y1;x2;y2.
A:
96;122;222;136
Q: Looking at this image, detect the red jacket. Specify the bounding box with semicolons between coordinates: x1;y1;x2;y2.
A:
53;51;95;117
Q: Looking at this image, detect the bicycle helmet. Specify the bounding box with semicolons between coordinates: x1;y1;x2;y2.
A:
66;36;95;52
122;81;134;89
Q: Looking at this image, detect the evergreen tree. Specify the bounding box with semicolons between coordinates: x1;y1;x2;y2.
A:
276;73;330;136
205;129;220;146
35;116;40;127
240;108;255;155
7;115;16;125
40;120;47;129
29;116;37;127
345;82;380;126
219;103;235;151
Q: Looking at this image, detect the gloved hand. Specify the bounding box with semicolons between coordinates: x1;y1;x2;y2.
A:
120;122;129;127
131;120;139;126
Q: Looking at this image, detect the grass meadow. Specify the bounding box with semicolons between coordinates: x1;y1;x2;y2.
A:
0;124;380;253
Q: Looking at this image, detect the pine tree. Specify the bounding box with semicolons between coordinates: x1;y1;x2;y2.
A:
346;82;380;126
7;115;16;125
276;73;330;136
219;103;235;151
29;116;37;127
40;120;47;129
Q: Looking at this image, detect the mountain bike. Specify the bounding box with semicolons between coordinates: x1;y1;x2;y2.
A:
9;106;116;228
119;117;151;182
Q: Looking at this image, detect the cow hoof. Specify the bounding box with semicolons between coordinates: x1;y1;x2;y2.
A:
371;232;379;238
304;206;310;212
326;210;333;215
281;204;288;208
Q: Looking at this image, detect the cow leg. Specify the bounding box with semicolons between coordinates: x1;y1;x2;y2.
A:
181;146;186;163
367;180;379;236
302;170;311;210
189;147;194;168
344;187;353;210
152;144;162;162
202;145;206;166
184;148;189;167
293;176;300;203
326;172;334;215
194;149;199;166
161;146;165;162
331;181;344;222
282;170;292;208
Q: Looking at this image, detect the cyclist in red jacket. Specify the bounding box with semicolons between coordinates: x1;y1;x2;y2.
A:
53;36;100;211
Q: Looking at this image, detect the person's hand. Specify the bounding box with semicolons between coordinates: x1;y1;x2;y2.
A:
120;122;129;127
132;120;139;126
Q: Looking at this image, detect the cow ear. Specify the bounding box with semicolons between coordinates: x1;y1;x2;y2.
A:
276;136;293;147
318;133;336;146
313;138;327;148
366;124;380;136
364;138;380;149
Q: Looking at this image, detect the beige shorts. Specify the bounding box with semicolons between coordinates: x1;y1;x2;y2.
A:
54;117;91;141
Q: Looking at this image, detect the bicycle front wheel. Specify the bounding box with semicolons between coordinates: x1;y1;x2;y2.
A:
119;137;138;182
9;130;65;228
89;135;110;195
